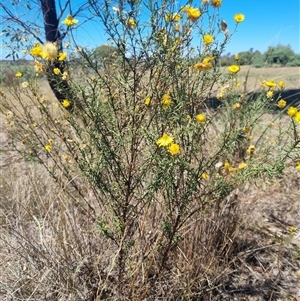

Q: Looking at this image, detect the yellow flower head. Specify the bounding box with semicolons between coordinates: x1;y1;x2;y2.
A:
144;97;151;106
127;18;137;29
210;0;222;8
261;79;276;88
238;162;247;170
187;7;201;22
296;162;300;171
233;102;241;110
243;126;251;134
201;172;209;180
53;68;61;75
247;145;255;155
202;0;209;4
277;99;287;109
294;112;300;123
169;143;180;155
234;13;245;23
165;13;182;22
203;34;213;45
156;133;173;147
287;106;298;117
278;80;285;89
196;113;206;123
45;144;52;152
266;90;274;99
34;60;45;73
62;14;78;27
58;52;67;61
15;72;22;77
41;42;58;60
30;43;43;57
228;64;240;74
234;54;239;60
61;99;71;108
161;93;172;109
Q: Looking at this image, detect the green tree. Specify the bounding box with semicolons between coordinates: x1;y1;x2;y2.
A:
264;44;295;66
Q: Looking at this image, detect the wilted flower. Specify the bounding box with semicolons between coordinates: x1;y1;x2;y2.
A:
210;0;222;8
41;42;58;60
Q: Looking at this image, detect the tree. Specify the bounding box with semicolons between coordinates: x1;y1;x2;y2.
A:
264;44;295;66
0;0;90;110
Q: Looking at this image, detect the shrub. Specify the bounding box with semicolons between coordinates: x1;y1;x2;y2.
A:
0;1;299;300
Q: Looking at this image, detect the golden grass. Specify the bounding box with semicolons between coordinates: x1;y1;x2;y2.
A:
236;65;300;91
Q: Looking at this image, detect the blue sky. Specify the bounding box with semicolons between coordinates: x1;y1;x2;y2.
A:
1;0;299;59
72;0;300;55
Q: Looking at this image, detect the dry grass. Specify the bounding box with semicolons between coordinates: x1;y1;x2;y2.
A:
0;67;300;300
236;66;300;91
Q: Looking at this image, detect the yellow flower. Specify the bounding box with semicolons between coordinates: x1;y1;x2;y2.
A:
161;93;172;109
243;126;251;134
53;68;61;75
247;145;255;155
187;7;201;22
294;112;300;123
34;60;45;73
203;34;213;45
233;102;241;110
238;162;247;169
296;162;300;170
144;97;151;106
62;14;78;27
194;57;213;71
261;79;276;88
165;13;182;22
217;92;223;100
127;18;137;29
45;144;52;152
234;54;239;60
278;80;285;89
277;99;286;109
202;0;209;4
58;52;67;61
210;0;222;8
169;143;180;155
62;71;68;80
61;99;71;108
21;82;29;88
266;90;273;99
196;113;206;123
156;133;173;147
41;42;58;60
30;43;43;57
15;72;22;77
224;161;231;174
201;172;209;180
287;106;298;117
228;64;240;74
234;13;245;23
